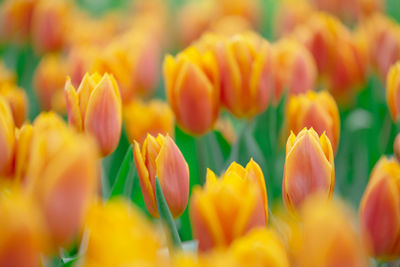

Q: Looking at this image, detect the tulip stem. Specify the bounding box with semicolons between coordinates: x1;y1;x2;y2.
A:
196;137;207;184
155;177;182;250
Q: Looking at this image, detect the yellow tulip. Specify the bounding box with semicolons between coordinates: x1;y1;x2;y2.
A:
0;96;15;177
0;83;28;127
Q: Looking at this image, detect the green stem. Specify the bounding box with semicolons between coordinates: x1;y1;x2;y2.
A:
195;137;207;185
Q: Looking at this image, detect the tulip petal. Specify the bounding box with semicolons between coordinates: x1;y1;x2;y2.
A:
64;78;82;131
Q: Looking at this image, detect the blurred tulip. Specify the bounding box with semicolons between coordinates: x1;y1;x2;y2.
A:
14;123;33;183
360;157;400;259
215;32;273;116
283;128;335;212
229;228;290;267
0;61;15;86
214;117;237;144
26;112;99;247
80;198;163;267
0;96;15;177
173;251;238;267
0;83;28;127
275;0;314;37
133;134;189;218
272;39;317;101
387;62;400;121
164;46;220;135
293;195;368;267
124;99;174;145
31;0;68;53
33;54;67;113
286;91;340;153
210;16;252;37
394;133;400;161
64;73;122;156
217;0;261;27
190;159;268;252
66;46;96;88
0;189;47;267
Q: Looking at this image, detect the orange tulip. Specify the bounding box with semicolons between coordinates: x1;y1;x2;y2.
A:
0;83;28;127
190;159;268;252
0;96;15;177
26;112;99;247
360;157;400;259
164;46;220;135
124;99;174;145
64;73;122;156
14;123;33;183
133;134;189;218
215;32;273;116
283;128;335;212
286;91;340;153
387;62;400;121
275;0;314;37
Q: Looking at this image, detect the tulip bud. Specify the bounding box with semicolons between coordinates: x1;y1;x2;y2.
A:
387;62;400;121
164;46;220;135
0;190;47;267
26;112;99;247
0;83;28;127
124;99;174;145
272;39;317;101
216;32;273;116
64;73;122;156
287;91;340;153
133;134;189;218
190;159;268;252
360;157;400;259
0;96;15;177
283;128;335;212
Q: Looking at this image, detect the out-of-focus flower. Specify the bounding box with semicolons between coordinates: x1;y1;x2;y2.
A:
124;99;174;145
164;46;220;135
33;53;67;113
214;117;237;144
190;159;268;252
173;251;238;267
0;189;47;267
133;134;189;218
25;112;99;247
0;61;15;86
80;198;163;267
360;157;400;259
31;0;68;53
217;0;261;27
286;91;340;153
0;96;15;177
14;123;33;183
283;128;335;212
0;0;35;43
66;46;96;88
229;228;290;267
386;62;400;121
209;16;252;37
394;133;400;161
0;83;28;127
292;195;368;266
64;73;122;156
272;39;317;101
215;32;273;116
275;0;314;37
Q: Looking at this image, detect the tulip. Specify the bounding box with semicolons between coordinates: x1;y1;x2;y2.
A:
215;32;273;116
66;46;96;88
286;91;340;153
26;112;99;247
190;159;268;252
124;99;174;145
275;0;313;37
360;157;400;259
272;39;317;102
283;128;335;212
164;46;220;135
81;198;163;267
394;133;400;161
293;195;368;267
0;61;15;86
133;134;189;218
33;54;67;112
0;96;15;177
0;83;28;127
0;190;47;267
64;72;122;156
387;62;400;121
14;123;33;183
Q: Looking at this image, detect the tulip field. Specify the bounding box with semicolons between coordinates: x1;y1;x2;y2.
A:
2;0;400;266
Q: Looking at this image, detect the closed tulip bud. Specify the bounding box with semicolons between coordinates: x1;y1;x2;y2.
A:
272;39;317;101
0;83;28;127
190;159;268;252
360;157;400;259
164;46;220;135
0;190;48;267
124;100;174;145
65;73;122;156
26;112;99;247
216;32;273;116
0;96;15;177
283;128;335;212
133;134;189;218
387;62;400;121
287;91;340;153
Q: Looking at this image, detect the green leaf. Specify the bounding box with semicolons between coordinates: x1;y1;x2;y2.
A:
109;144;135;199
155;177;182;249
